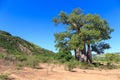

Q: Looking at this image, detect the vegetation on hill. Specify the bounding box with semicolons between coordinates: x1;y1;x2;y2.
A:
0;30;55;69
0;30;54;55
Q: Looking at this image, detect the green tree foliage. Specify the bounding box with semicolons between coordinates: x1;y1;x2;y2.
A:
91;42;110;54
54;50;74;63
53;8;113;63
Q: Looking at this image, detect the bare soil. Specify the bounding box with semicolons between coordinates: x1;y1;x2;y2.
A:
0;62;120;80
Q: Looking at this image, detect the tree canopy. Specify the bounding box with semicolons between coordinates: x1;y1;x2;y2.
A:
53;8;114;63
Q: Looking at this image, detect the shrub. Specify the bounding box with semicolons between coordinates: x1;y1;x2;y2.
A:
0;54;4;59
21;56;40;68
92;62;103;67
0;74;9;80
65;60;80;71
78;62;94;69
35;54;54;63
65;61;75;71
54;51;74;63
106;62;117;69
15;55;27;62
3;54;16;62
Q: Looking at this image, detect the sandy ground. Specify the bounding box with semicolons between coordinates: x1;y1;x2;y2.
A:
0;63;120;80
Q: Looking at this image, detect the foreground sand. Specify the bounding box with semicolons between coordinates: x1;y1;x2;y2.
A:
0;63;120;80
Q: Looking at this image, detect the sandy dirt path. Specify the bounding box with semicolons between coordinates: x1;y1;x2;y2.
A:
0;63;120;80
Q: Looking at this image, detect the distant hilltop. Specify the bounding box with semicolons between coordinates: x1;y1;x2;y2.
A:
0;30;54;55
116;52;120;54
93;52;120;58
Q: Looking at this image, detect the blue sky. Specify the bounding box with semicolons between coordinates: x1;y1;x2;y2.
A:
0;0;120;53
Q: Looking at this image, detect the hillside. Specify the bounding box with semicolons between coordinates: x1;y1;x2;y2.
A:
0;30;54;55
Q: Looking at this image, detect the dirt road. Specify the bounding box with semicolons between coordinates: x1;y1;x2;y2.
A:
0;63;120;80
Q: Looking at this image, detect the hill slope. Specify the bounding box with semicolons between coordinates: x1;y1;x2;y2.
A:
0;30;54;55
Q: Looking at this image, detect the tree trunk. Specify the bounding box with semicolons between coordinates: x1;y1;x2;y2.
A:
81;42;87;62
74;49;81;61
74;48;87;62
87;44;92;63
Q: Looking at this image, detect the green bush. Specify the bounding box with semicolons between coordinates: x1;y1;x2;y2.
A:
3;54;16;62
92;62;103;67
15;55;27;62
65;62;74;71
0;74;9;80
16;63;24;67
20;56;39;68
54;51;74;63
78;62;94;69
35;54;54;63
0;54;4;59
106;62;117;69
65;60;81;71
65;62;73;71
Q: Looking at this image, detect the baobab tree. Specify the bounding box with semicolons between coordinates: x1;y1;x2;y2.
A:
53;8;113;63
